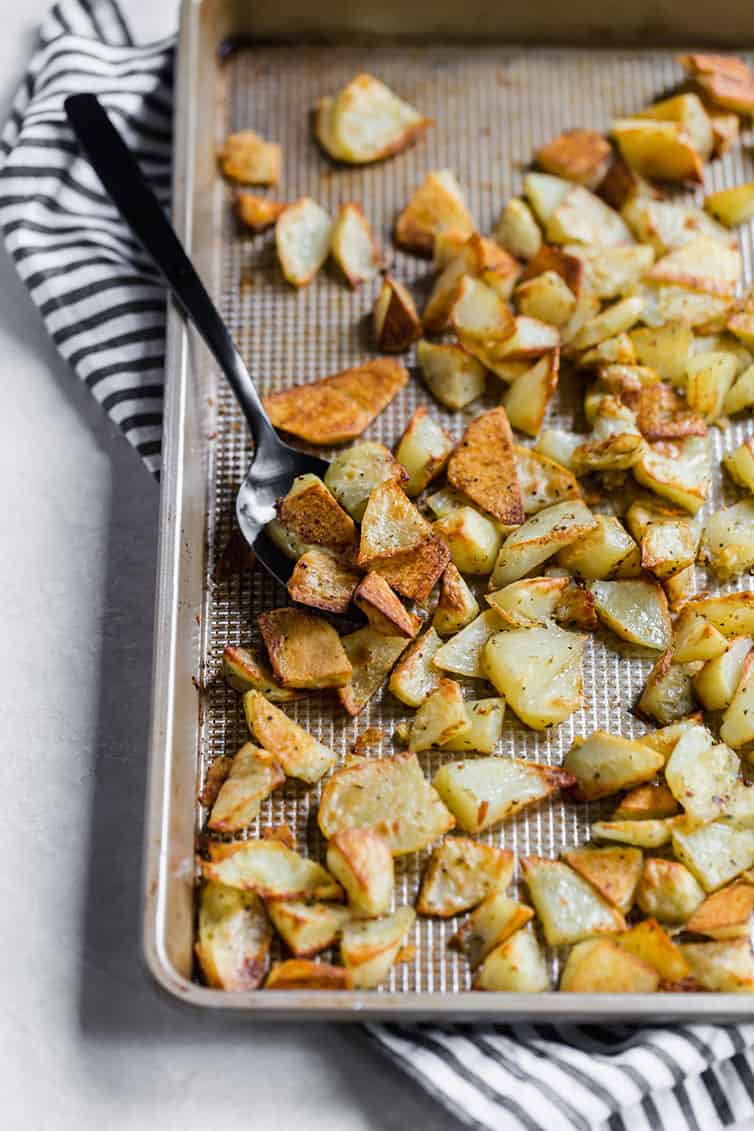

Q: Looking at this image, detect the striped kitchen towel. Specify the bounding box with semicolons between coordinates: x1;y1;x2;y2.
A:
2;3;754;1129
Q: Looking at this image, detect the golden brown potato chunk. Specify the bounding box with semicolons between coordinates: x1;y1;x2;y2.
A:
277;474;358;557
394;170;475;255
219;129;281;185
373;277;421;353
258;608;352;689
353;572;421;638
535;129;612;189
265;959;353;990
447;407;524;526
287;550;361;615
236;192;287;231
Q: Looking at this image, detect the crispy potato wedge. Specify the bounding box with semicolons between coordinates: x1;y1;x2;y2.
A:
535;128;612;188
417;837;514;917
316;74;431;164
266;900;351;957
693;636;752;712
473;926;549;992
589;578;671;650
395;407;453;497
287;549;361;615
353;572;420;639
687;594;754;637
265;959;353;990
672;608;727;665
222;644;303;702
441;697;505;754
325;441;406;523
681;937;754;993
395;169;474;255
318;751;455;855
275;197;332;286
504;350;560;437
201;839;342;902
331;202;382;287
646;236;741;296
560;938;659;993
702;500;754;581
612;118;702;183
244;690;336;782
446;408;523;527
564;731;664;801
623;197;733;256
416;340;486;410
578;332;638;368
490;500;597;588
219;129;281;185
370;535;450;602
522;856;626;946
264;358;407;445
615;918;690;984
723;438;754;493
336;626;409;716
453;892;534;967
495;198;543;260
592;818;674;848
636;857;705;923
340;907;415;989
432;563;480;636
195;883;272;990
694;66;754;115
568;296;645;354
637;649;696;725
258;608;352;690
672;819;754;892
388;626;444;707
433;608;506;679
373;276;421;353
474;317;560;374
358;479;431;565
236;191;287;231
514;444;582;515
434;756;575;833
563;846;643;914
721;652;754;749
208;743;284;832
434;506;502;575
557;515;637;580
484;623;586;729
613;782;680;820
277;474;357;556
326;828;394;917
409;678;470;751
686;881;754;940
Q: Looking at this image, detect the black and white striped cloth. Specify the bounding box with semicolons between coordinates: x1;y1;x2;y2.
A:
3;3;754;1128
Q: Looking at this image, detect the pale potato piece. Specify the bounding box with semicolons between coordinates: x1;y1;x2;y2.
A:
721;653;754;749
564;731;664;801
325;441;407;522
265;519;317;562
278;473;358;556
622;197;732;256
522;857;625;946
434;756;575;834
664;565;695;610
486;576;568;628
453;893;534;967
686;351;737;422
441;697;505;754
515;271;575;327
613;782;680;819
702;500;754;580
680;938;754;993
373;276;421;353
395;170;473;254
195;883;272;990
557;515;637;580
432;563;480;636
318;751;455;855
244;691;336;782
276;197;332;287
433;609;506;679
495;198;542;260
434;507;502;575
710;113;741;156
637;649;696;725
612;118;702;183
395;407;453;497
473;317;560;374
473;927;549;992
484;624;586;729
388;626;444;707
359;478;432;565
560;938;659;993
340;907;416;988
201;840;342;902
266;900;351;957
320;74;431;164
265;959;353;990
686;881;754;940
705;182;754;227
546;183;634;247
646;236;741;296
727;363;754;412
447;407;524;527
514;444;582;515
353;573;420;639
503;350;560;437
331;202;382;286
258;607;351;690
565;243;654;301
591;818;674;848
490;500;597;588
336;626;409;716
636;857;705;923
589;579;671;650
639;283;734;331
693;636;752;712
578;332;638;369
222;645;302;702
687;594;754;636
409;678;470;751
568;296;645;353
416;340;486;410
287;549;360;615
723;439;754;493
326;828;394;917
451;275;515;343
417;837;514;917
562;846;643;913
640;518;696;582
637;92;713;159
524;172;570;224
614;918;690;984
672;608;728;664
672;819;754;892
208;743;284;832
636;716;705;761
219;129;281;185
629;322;693;386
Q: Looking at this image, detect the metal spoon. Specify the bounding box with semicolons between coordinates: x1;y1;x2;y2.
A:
65;92;325;588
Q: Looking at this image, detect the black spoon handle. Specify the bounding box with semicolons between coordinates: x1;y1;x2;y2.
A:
64;92;278;454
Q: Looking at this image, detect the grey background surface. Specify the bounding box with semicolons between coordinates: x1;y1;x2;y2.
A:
1;3;750;1129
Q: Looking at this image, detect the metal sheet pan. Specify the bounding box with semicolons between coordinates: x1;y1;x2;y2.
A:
143;0;754;1018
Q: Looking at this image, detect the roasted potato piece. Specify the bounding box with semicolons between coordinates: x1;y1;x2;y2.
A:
611;118;702;183
636;857;705;923
318;751;455;855
287;549;360;615
705;182;754;229
672;818;754;892
723;438;754;493
503;351;560;437
373;276;421;353
710;112;740;156
388;626;443;707
244;690;336;782
416;340;486;410
195;883;272;990
637;649;696;725
686;593;754;636
535;128;612;188
515;271;575;327
544;181;633;247
222;644;302;702
266;900;350;957
236;191;287;231
395;407;453;496
636;92;713;160
514;444;582;515
452;892;534;967
474;317;560;374
326;827;394;917
484;623;586;729
520;243;583;295
265;959;353;990
490;500;597;588
701;500;754;581
721;652;754;749
568;296;645;355
325;441;407;523
275;196;332;286
727;361;754;410
336;626;409;716
613;782;680;820
450;275;515;344
693;636;752;712
614;918;690;984
524;172;570;224
557;515;637;580
597;153;661;210
445;408;523;527
495;198;542;260
264;358;407;445
486;575;567;628
358;478;431;566
258;607;351;690
395;169;474;254
564;731;664;801
686;880;754;940
208;743;284;832
417;837;514;917
433;609;505;679
560;938;659;993
589;578;671;651
434;756;575;833
578;332;637;367
277;474;357;556
522;857;626;946
434;506;502;575
316;74;431;164
353;572;420;639
624;194;734;252
629;322;693;386
680;938;754;993
219;129;281;185
591;818;674;849
691;63;754;116
409;678;470;751
672;608;727;664
441;697;505;754
686;351;737;423
646;236;741;296
340;907;415;988
640;518;695;581
473;926;549;992
432;563;480;636
567;243;654;301
370;535;450;603
331;202;382;287
201;839;342;902
562;846;643;914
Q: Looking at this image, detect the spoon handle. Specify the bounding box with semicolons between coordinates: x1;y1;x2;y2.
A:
64;92;279;455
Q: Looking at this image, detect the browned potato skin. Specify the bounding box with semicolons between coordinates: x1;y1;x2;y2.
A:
519;244;583;295
278;479;358;557
370;537;451;603
535;129;613;188
265;960;353;990
447;407;524;526
236;192;287;231
354;571;421;638
373;277;421;353
258;608;352;689
287;550;361;615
